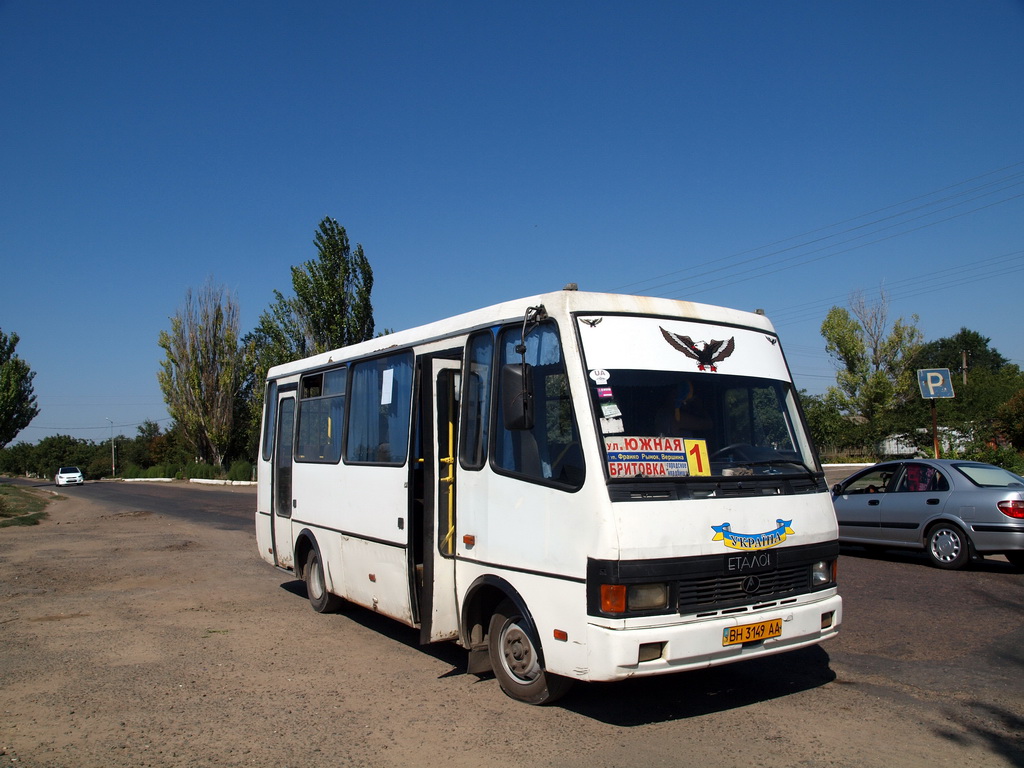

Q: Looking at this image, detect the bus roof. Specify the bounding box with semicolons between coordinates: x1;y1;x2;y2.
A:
266;290;776;379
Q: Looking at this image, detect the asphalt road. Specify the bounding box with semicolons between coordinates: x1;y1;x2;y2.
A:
16;478;254;531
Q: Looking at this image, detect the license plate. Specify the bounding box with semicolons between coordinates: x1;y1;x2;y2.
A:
722;618;782;646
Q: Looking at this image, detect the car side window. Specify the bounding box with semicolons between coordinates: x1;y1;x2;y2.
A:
843;468;893;494
897;463;949;493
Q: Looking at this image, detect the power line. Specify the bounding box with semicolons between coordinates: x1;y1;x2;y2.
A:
662;189;1024;301
607;160;1024;297
766;249;1024;327
22;417;173;433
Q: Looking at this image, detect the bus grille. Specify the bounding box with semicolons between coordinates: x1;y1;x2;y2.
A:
678;563;810;614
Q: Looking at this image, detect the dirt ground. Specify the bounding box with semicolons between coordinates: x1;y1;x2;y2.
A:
1;486;1020;768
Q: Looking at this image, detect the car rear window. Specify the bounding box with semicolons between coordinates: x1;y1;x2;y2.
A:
953;463;1024;488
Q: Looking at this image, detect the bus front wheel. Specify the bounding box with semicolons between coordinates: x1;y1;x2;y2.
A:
305;548;343;613
487;599;572;705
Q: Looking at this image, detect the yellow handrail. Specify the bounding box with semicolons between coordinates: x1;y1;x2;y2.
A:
440;379;456;555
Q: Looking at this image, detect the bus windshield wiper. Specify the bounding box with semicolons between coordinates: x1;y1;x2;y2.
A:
737;459;818;477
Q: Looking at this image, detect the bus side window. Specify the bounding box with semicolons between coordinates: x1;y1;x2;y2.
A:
494;322;584;489
296;368;346;463
345;352;413;465
459;331;493;470
261;380;278;462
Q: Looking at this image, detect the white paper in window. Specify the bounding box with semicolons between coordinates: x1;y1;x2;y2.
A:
381;368;394;405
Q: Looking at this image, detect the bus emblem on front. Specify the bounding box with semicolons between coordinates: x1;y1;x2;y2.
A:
711;520;794;550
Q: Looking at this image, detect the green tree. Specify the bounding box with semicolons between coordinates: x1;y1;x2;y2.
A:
116;420;164;471
248;216;375;366
32;434;95;479
897;329;1024;454
799;389;861;454
241;217;378;454
158;280;248;468
908;327;1008;378
0;441;35;477
0;328;40;449
995;389;1024;451
820;289;923;448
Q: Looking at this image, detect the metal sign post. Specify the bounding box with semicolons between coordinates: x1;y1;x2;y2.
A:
916;368;955;458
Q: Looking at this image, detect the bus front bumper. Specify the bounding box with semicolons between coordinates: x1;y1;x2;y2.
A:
577;593;842;682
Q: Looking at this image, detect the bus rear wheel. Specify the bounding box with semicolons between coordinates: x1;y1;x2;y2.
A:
487;599;572;705
305;548;342;613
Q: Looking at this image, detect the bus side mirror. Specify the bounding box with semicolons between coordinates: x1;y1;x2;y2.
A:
501;363;534;431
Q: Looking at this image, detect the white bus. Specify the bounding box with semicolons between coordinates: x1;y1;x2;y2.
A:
256;290;841;704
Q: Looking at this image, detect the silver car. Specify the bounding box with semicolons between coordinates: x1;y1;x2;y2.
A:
832;459;1024;570
55;466;84;487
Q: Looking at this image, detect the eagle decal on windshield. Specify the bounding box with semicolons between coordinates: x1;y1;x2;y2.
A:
660;327;736;371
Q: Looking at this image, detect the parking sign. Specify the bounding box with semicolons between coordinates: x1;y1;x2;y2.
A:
917;368;955;399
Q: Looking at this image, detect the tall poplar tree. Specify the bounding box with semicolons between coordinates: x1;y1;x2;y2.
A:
158;280;247;468
250;216;375;366
0;328;40;449
242;217;377;450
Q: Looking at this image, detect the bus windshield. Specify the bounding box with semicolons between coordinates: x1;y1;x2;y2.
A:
588;370;816;479
577;313;818;482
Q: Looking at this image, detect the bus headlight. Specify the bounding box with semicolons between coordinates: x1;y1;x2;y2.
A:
628;583;669;611
600;583;670;614
811;560;834;587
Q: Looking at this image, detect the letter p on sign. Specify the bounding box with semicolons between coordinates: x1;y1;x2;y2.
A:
917;368;955;399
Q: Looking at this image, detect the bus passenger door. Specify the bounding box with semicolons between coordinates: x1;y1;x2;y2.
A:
418;357;462;643
271;395;296;570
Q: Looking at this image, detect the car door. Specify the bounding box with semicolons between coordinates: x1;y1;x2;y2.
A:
879;462;952;545
834;464;901;543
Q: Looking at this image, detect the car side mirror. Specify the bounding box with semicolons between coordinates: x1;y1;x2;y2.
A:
831;483;842;496
501;363;534;431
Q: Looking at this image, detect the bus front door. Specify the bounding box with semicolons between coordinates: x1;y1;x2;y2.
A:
271;395;295;570
418;358;461;643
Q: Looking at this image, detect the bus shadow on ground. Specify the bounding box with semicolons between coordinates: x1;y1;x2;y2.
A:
281;579;835;724
560;645;835;725
279;579;466;670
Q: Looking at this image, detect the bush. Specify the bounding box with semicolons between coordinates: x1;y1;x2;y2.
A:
184;462;221;480
227;460;253;482
146;464;180;479
960;445;1024;475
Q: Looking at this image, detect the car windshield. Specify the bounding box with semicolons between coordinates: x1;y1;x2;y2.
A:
60;467;79;473
953;463;1024;488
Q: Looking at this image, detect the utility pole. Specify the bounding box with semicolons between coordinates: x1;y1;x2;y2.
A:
961;349;968;386
106;418;115;477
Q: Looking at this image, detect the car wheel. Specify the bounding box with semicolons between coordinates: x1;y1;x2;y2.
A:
925;522;970;570
487;599;573;705
305;548;342;613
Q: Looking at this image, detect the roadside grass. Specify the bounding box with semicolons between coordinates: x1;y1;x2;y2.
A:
0;483;51;527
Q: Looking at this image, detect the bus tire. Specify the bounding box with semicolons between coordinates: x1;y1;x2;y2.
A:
925;522;969;570
305;548;342;613
487;599;572;705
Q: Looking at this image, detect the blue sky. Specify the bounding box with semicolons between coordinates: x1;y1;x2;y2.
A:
2;1;1022;444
